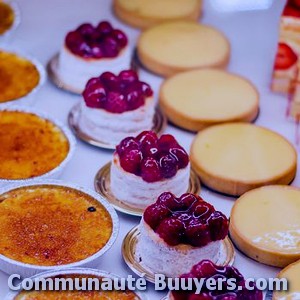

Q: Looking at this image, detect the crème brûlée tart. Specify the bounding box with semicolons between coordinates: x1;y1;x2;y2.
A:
0;1;14;35
13;273;141;300
230;185;300;268
190;123;297;196
0;110;70;181
0;51;40;104
273;259;300;300
113;0;202;29
160;69;259;131
137;21;230;77
0;185;113;268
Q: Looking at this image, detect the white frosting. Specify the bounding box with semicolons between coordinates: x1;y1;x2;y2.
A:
136;220;221;278
110;154;190;209
79;97;155;145
57;45;131;92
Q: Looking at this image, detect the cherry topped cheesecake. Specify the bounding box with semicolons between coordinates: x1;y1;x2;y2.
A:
170;260;263;300
110;131;190;209
136;192;229;277
79;70;155;145
57;21;131;92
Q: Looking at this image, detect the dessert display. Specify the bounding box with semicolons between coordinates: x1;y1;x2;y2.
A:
273;260;300;300
79;70;155;146
113;0;202;29
160;69;259;131
191;123;297;196
169;260;263;300
136;192;229;277
111;131;190;209
137;21;230;77
57;21;131;93
230;185;300;268
0;183;118;275
10;270;141;299
0;50;41;104
0;109;73;181
0;1;14;35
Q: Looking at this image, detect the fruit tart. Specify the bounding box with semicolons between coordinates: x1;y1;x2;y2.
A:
79;70;155;145
57;21;131;92
110;131;190;209
136;193;229;277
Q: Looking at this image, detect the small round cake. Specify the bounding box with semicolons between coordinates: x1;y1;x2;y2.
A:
137;21;230;77
230;185;300;268
58;21;131;92
273;260;300;300
160;69;259;131
113;0;202;29
191;123;297;196
169;260;263;300
0;51;40;104
80;70;155;145
111;131;190;209
136;193;229;277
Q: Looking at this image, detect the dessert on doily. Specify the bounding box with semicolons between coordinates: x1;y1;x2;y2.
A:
113;0;202;29
169;260;263;300
137;21;230;77
136;192;229;277
57;21;131;92
230;185;300;268
160;69;259;131
79;70;155;145
191;123;297;196
110;131;190;209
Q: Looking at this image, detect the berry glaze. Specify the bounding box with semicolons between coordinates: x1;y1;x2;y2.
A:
144;192;228;247
82;70;153;113
172;260;263;300
284;0;300;17
65;21;128;58
116;131;189;182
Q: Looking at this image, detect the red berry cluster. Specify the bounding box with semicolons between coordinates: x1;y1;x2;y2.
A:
82;70;153;113
65;21;127;58
284;0;300;17
172;260;263;300
143;193;229;247
116;131;189;182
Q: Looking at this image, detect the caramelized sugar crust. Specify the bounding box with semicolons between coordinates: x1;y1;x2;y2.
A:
0;185;113;266
0;2;14;34
0;51;40;103
0;111;69;180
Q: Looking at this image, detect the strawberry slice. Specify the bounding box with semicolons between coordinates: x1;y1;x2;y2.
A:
274;43;298;70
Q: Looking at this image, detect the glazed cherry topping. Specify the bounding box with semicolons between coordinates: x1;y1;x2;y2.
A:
65;21;128;58
143;192;229;247
172;260;263;300
115;131;189;182
82;70;153;113
274;43;298;70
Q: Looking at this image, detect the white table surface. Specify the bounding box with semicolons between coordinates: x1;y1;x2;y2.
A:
1;0;299;299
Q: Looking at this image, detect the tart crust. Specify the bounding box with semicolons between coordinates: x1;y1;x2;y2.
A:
137;22;230;77
230;186;300;268
0;2;14;35
160;69;259;131
113;0;202;29
190;123;297;196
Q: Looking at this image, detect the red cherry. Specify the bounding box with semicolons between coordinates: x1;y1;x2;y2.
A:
119;70;139;85
112;29;128;47
291;0;300;9
83;82;106;108
158;134;179;152
144;204;171;229
283;5;300;17
179;193;199;209
77;23;95;36
159;153;178;178
191;260;217;278
140;157;162;182
76;41;92;57
185;221;211;247
157;192;181;211
100;72;120;91
140;82;153;97
65;31;83;47
137;131;158;157
126;88;145;110
90;43;103;58
193;202;214;220
102;36;119;57
85;77;100;90
274;43;297;70
105;92;128;113
97;21;113;34
170;147;189;169
208;211;229;241
156;217;185;246
119;149;142;174
116;137;139;157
